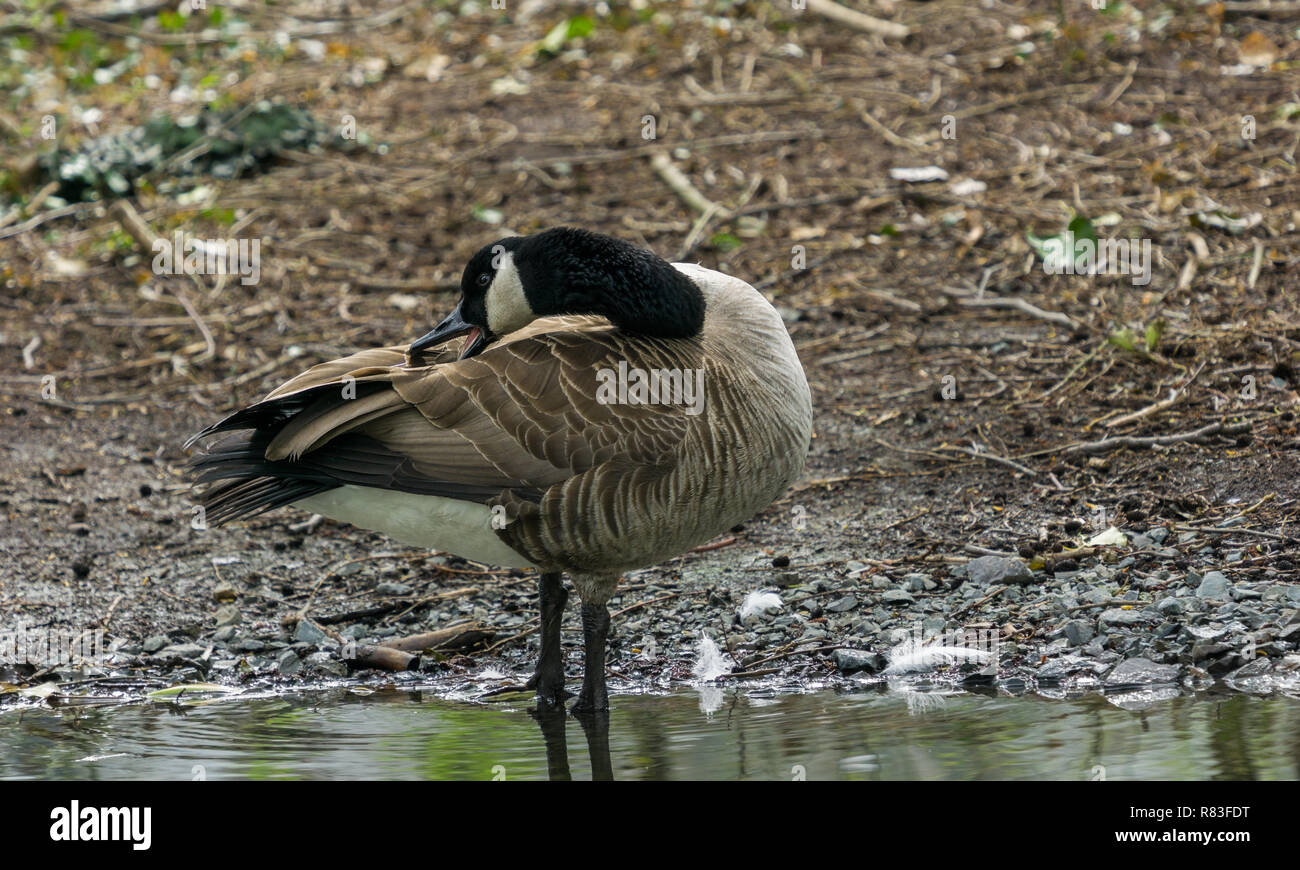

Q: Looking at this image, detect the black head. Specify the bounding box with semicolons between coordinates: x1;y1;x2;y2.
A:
407;228;705;363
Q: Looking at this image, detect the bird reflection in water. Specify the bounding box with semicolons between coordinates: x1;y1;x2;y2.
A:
529;706;613;781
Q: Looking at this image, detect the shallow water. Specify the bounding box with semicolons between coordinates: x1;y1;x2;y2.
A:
2;687;1297;780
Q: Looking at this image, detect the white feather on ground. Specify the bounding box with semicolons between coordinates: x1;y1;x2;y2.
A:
884;637;992;674
691;632;736;681
739;590;783;621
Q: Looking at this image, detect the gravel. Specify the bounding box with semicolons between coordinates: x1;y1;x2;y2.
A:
6;514;1298;703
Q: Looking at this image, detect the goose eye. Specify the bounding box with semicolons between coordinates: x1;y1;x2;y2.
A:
477;273;492;288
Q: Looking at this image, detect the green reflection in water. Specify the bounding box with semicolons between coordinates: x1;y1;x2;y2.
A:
1;689;1296;781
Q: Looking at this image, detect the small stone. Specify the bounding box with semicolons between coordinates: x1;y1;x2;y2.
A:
832;648;883;674
1099;608;1148;627
213;625;238;643
294;620;327;644
826;594;858;613
966;555;1033;586
1064;619;1094;646
142;634;169;653
214;605;240;627
305;651;347;677
1106;657;1181;687
1081;588;1111;605
1197;571;1232;600
1190;640;1233;662
374;581;414;596
212;584;238;603
882;589;914;605
276;649;301;675
157;643;205;660
1156;597;1183;616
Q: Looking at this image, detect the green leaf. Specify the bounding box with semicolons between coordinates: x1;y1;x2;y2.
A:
540;15;594;54
1026;231;1068;272
471;205;504;224
1107;327;1139;353
1144;319;1165;352
566;15;594;39
158;10;186;32
147;683;238;699
1028;214;1097;272
1067;214;1096;244
710;232;741;251
539;20;569;53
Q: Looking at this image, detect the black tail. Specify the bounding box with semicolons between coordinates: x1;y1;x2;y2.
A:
187;385;537;526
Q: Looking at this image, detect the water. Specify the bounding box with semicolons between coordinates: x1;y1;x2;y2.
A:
2;687;1297;780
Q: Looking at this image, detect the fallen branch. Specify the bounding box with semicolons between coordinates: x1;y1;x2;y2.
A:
951;585;1007;618
805;0;909;39
649;152;731;218
936;445;1036;476
1172;525;1287;542
346;644;418;671
959;295;1080;331
314;587;479;625
1067;599;1152;614
380;622;494;652
1062;421;1251;456
690;536;737;553
1105;361;1205;429
110;200;215;361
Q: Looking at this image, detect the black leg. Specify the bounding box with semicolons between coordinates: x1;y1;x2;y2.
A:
525;572;569;706
528;704;572;781
576;709;613;781
571;601;609;716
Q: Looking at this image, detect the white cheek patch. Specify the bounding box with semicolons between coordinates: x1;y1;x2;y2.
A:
485;252;534;336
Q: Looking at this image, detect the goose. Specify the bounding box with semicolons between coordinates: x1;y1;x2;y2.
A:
187;227;812;714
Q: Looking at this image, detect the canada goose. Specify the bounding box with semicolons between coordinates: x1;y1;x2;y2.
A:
187;227;812;713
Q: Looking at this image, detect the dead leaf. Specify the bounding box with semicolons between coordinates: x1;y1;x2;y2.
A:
1239;32;1278;67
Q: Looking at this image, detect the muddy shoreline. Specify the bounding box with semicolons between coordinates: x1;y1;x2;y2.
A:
3;413;1298;706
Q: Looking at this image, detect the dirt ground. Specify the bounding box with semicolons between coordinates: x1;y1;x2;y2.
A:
2;1;1299;693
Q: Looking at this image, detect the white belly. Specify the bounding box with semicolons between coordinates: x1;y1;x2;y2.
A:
294;486;538;570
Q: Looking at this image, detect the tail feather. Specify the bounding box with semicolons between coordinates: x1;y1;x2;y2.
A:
188;427;541;527
182;381;388;450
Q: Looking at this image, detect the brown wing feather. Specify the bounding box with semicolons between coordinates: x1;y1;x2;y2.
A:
195;318;696;516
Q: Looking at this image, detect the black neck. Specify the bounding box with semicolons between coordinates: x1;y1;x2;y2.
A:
516;228;705;339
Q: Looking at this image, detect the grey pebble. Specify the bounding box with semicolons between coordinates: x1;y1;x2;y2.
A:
1196;571;1232;600
965;555;1033;586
